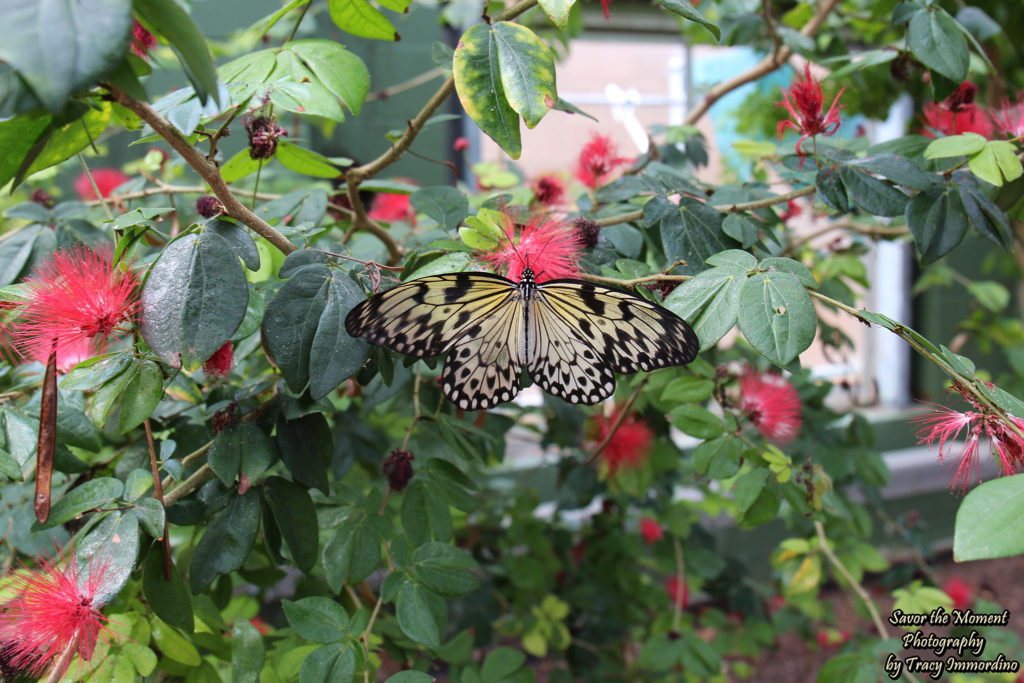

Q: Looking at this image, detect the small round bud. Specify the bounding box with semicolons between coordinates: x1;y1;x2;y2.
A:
383;449;415;492
244;114;287;160
195;196;224;218
572;217;601;248
30;189;54;208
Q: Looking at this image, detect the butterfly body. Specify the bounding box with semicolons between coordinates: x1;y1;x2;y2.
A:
345;268;698;410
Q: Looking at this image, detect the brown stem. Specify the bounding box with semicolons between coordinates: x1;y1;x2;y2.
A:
683;0;842;126
34;347;58;524
105;85;296;256
584;378;648;465
365;66;448;103
163;464;213;507
144;419;172;581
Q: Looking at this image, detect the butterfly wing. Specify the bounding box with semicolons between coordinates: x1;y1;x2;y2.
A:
528;280;698;404
345;272;527;409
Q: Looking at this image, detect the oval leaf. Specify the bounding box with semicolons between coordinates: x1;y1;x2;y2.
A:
737;271;816;365
492;22;556;129
453;24;522;159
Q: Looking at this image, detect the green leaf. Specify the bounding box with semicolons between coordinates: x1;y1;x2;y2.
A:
135;498;165;538
816;165;849;213
328;0;399;41
301;643;357;683
661;376;714;403
721;214;759;248
117;359;164;433
847;154;938;191
481;647;527;681
402;479;453;545
18;103;114;184
954;474;1024;561
653;0;721;40
924;132;988;159
413;542;479;597
189;490;261;593
905;186;968;264
956;171;1014;249
285;40;370;117
276;412;332;494
737;271;816;365
908;8;969;83
264;476;319;574
397;582;443;650
838;166;908;217
492;22;556;129
0;0;132;112
322;511;383;591
262;258;369;398
0;112;53;190
75;510;140;601
966;280;1010;312
668;404;724;439
141;230;251;367
453;23;521;159
151;619;202;666
143;549;194;632
283;596;351;643
276;142;344;179
220;148;263;184
758;256;817;289
231;619;265;683
134;0;220;105
692;435;741;479
385;672;435;683
43;477;124;528
647;196;733;275
969;140;1024;187
538;0;575;28
209;422;277;487
411;187;470;231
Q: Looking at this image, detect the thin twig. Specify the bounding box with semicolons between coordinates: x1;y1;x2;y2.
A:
584;378;648;465
105;85;296;256
163;464;213;507
671;535;685;632
144;419;172;581
76;155;115;221
365;66;448;103
814;521;889;639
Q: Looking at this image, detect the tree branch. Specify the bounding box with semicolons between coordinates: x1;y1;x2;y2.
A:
683;0;842;126
106;85;296;256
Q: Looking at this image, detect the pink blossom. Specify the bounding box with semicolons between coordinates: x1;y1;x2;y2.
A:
531;174;567;207
203;342;234;378
943;577;972;611
640;517;663;544
992;95;1024;138
738;369;802;445
665;576;688;609
574;133;630;189
453;137;470;151
776;64;845;164
475;210;581;283
588;411;654;476
73;169;130;201
920;82;993;138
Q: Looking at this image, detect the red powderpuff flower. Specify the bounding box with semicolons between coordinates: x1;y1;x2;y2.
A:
991;95;1024;138
73;168;130;201
665;576;688;609
920;82;993;138
911;384;1024;492
640;517;663;544
531;174;567;207
574;133;630;189
589;411;654;476
14;245;139;372
476;211;581;283
738;368;802;445
599;0;614;19
131;19;157;59
943;577;972;611
0;552;114;680
776;64;845;164
453;136;470;151
203;342;234;378
367;182;417;225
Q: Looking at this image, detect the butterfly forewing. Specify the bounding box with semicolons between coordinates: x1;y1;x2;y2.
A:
535;280;699;375
344;273;518;358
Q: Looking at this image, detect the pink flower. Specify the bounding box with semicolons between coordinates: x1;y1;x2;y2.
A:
203;342;233;378
992;95;1024;138
367;181;417;225
776;64;845;164
131;19;157;59
599;0;614;18
943;577;972;611
665;576;688;609
531;174;566;207
588;411;654;476
574;133;630;189
14;245;139;371
475;210;581;283
453;136;470;151
920;82;993;138
738;369;802;445
778;199;802;222
640;517;663;544
73;168;130;201
912;384;1024;492
0;551;113;680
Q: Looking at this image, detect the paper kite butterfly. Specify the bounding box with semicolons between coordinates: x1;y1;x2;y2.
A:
345;268;699;410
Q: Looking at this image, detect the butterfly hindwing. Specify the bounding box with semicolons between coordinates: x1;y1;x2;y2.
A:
534;280;699;376
527;297;617;404
344;272;518;358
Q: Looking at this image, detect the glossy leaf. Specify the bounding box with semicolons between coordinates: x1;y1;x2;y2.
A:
264;476;319;573
908;8;969;83
538;0;575;28
276;412;332;493
905;186;968;263
411;187;470;231
413;542;479;597
143;549;194;632
838;166;908;217
301;643;357;683
283;596;351;643
43;477;123;528
654;0;721;39
968;140;1023;187
189;490;261;593
738;271;816;365
141;229;252;367
209;422;277;487
276;142;344;179
231;620;265;683
492;22;556;129
954;474;1024;561
117;359;164;433
453;23;521;159
0;0;132;112
664;249;753;349
397;582;443;650
322;511;383;591
75;510;140;603
135;0;220;105
328;0;399;41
